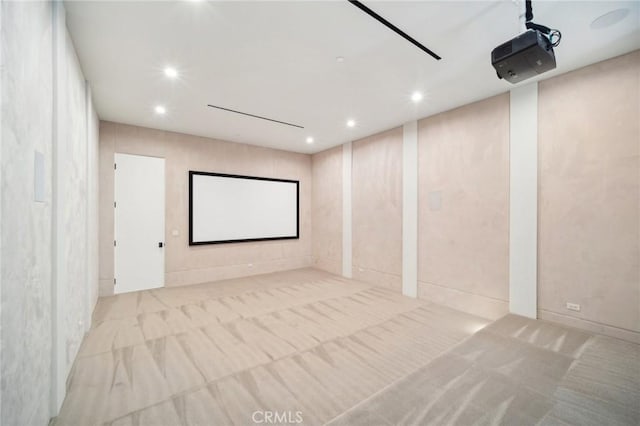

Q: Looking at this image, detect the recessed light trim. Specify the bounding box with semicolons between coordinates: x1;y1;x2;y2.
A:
164;67;178;79
336;56;345;63
346;119;356;128
155;105;166;115
411;92;423;103
590;8;629;29
306;137;314;144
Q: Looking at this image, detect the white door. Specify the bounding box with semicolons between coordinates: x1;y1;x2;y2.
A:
114;153;165;294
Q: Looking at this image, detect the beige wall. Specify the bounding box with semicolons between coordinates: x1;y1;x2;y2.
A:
311;146;343;275
99;122;312;295
417;94;510;320
352;127;403;291
100;52;639;341
538;51;640;337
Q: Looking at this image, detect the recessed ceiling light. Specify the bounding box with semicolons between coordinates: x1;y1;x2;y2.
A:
591;8;629;29
306;137;314;144
164;67;178;79
411;91;423;102
346;119;356;128
336;56;345;63
154;105;166;115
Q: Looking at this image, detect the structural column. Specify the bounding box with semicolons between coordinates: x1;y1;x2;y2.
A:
402;121;418;298
342;141;352;278
509;82;538;318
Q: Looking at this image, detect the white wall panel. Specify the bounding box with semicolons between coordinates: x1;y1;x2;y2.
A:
342;142;352;278
509;82;538;319
402;121;418;298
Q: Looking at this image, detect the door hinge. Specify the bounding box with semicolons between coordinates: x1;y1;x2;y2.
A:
114;278;116;285
114;240;117;246
114;163;117;170
114;201;116;208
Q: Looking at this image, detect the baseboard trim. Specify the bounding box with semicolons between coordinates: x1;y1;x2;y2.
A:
353;266;402;292
418;281;508;320
165;256;313;287
312;256;342;277
538;309;640;344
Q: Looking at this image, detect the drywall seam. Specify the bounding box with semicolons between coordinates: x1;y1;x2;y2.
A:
342;142;352;278
402;121;418;298
509;82;538;319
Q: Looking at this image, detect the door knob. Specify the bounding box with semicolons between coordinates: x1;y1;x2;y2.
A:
159;242;164;248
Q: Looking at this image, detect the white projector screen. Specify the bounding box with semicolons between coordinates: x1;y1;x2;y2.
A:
189;171;299;245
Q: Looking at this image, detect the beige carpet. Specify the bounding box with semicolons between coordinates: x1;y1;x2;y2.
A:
54;268;639;426
329;314;640;426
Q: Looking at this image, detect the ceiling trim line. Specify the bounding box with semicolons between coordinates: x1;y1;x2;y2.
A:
348;0;442;61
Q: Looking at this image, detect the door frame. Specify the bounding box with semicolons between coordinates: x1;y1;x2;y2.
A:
113;152;166;294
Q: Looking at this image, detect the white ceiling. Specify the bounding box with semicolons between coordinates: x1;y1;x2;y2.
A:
64;1;640;154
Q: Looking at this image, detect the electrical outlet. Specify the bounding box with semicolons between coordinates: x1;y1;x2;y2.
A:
566;302;581;312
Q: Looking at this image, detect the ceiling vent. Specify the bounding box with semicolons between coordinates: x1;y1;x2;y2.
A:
207;104;304;129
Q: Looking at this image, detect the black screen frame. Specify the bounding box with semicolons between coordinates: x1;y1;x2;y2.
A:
188;170;300;246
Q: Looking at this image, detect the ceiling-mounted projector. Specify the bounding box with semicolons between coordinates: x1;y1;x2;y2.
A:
492;29;556;83
491;0;561;84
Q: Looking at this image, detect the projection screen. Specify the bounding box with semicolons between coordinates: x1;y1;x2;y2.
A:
189;171;299;245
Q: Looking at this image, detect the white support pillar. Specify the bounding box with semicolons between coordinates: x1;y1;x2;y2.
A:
342;142;352;278
509;82;538;319
402;121;418;298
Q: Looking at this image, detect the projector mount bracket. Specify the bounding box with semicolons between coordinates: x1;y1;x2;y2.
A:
525;0;562;48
